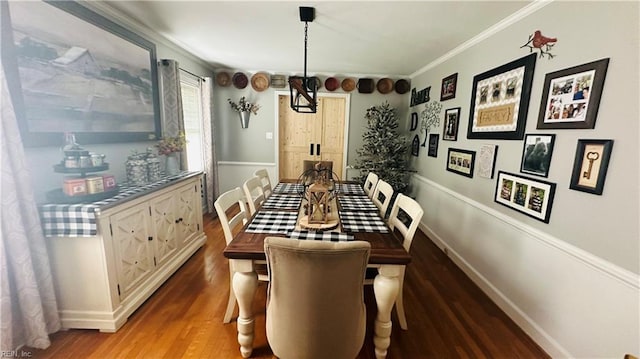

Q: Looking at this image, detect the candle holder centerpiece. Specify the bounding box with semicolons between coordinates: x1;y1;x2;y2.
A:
298;162;339;231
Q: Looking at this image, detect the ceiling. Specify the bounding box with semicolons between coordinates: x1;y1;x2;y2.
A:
102;1;533;77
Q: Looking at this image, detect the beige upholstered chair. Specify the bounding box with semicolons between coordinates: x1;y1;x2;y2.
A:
371;179;394;219
242;176;265;215
264;237;371;359
363;171;379;198
364;193;423;330
254;168;273;198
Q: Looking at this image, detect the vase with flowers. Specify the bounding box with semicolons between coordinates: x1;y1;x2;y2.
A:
156;132;186;175
228;96;260;128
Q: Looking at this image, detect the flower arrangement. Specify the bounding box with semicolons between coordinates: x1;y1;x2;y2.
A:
228;96;260;115
156;132;187;155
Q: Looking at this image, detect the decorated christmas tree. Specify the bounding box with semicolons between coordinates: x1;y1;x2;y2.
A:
353;102;413;193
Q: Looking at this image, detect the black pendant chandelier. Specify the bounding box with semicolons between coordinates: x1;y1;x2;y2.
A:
289;6;317;113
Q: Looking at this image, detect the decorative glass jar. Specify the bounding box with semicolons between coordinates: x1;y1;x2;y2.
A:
125;153;148;186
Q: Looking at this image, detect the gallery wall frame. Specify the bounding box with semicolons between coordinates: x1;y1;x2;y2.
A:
536;58;609;130
569;139;614;195
442;107;461;141
467;53;536;140
427;134;439;157
494;171;556;223
446;148;475;178
440;73;458;101
5;0;161;147
520;133;556;178
478;144;498;179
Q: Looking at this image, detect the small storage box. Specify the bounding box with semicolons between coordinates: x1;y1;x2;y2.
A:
63;178;87;196
102;175;117;191
86;176;105;194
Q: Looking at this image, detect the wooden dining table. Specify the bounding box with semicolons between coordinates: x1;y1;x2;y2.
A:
223;181;411;359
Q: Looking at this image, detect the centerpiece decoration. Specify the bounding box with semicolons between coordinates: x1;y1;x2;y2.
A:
299;163;338;230
228;96;260;128
156;132;186;175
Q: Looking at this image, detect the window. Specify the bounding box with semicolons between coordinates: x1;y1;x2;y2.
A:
180;71;204;172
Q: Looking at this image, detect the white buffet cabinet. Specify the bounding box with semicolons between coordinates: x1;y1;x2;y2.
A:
45;173;207;332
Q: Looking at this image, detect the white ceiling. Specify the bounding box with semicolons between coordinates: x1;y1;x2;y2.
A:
103;1;533;77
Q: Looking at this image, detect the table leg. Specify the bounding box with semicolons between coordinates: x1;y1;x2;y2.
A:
373;264;401;359
231;259;258;358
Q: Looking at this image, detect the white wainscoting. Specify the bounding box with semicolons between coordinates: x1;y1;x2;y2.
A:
411;174;640;358
217;161;277;194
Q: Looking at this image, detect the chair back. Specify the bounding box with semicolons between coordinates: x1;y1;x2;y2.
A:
254;168;273;198
264;237;370;359
371;179;394;219
243;176;265;215
363;172;379;198
388;193;424;252
214;187;249;245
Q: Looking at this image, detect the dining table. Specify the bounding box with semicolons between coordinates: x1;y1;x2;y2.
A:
223;180;411;359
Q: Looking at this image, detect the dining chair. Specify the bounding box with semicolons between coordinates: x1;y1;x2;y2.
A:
254;168;273;198
363;171;379;198
214;187;268;323
264;236;371;359
364;193;423;330
371;178;394;219
242;176;266;215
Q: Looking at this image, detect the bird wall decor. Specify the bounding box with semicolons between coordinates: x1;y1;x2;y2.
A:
521;30;557;59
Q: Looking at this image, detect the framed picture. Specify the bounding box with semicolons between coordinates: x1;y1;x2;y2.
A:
478;144;498;179
536;58;609;130
4;1;162;147
411;134;420;156
446;148;475;178
569;139;614;195
442;107;460;141
410;112;418;131
494;171;556;223
440;73;458;101
467;53;536;140
520;134;556;177
428;134;439;157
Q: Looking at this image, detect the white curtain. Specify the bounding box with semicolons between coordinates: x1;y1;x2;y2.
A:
201;77;219;213
158;59;186;169
0;66;61;350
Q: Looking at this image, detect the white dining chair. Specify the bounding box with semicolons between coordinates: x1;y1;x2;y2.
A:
364;193;423;330
363;172;379;199
254;168;273;199
371;179;394;219
242;176;266;215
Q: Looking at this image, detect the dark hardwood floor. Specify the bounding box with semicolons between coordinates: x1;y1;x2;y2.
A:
27;214;549;358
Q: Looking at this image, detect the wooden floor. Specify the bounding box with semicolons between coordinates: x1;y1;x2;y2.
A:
27;214;549;358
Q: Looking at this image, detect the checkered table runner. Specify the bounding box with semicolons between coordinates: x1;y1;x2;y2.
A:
339;211;389;233
246;210;299;234
262;194;302;210
338;195;378;212
286;230;354;242
337;183;366;196
273;183;304;195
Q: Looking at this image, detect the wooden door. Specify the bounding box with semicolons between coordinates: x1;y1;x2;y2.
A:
318;97;345;176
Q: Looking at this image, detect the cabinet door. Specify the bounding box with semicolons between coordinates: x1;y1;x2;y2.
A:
150;192;179;267
110;204;155;298
176;182;201;247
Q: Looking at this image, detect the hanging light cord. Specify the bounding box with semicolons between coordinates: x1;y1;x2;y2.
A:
303;21;309;88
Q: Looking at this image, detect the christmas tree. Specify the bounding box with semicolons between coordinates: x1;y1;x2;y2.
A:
353;102;413;193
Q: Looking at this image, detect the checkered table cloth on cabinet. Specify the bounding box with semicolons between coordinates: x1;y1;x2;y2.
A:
261;194;302;210
245;210;299;234
337;183;366;196
338;195;378;212
339;211;389;233
286;230;355;242
272;183;304;195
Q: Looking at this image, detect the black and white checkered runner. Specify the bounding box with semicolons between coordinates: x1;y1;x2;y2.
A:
337;183;366;196
273;183;304;195
338;195;378;212
262;194;302;210
286;230;354;242
339;211;389;233
246;210;298;234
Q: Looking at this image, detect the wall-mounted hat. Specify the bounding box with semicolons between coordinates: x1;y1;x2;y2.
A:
216;71;231;87
271;74;286;88
341;78;356;92
357;78;374;94
377;78;395;94
395;79;411;94
325;77;339;91
251;72;270;92
312;76;322;90
232;72;248;89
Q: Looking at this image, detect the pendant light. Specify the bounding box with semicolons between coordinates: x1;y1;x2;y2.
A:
289;6;317;113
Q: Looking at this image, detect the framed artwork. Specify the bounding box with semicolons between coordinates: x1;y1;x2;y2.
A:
494;171;556;223
478;144;498;179
467;53;536;140
427;134;439;157
442;107;461;141
440;73;458;101
536;58;609;130
446;148;475;178
520;134;556;177
411;134;420;156
410;112;418;131
5;1;161;147
569;139;614;195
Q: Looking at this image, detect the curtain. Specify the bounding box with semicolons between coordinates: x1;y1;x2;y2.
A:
0;65;61;350
201;78;219;213
158;59;186;169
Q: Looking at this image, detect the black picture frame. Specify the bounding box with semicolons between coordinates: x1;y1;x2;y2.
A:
520;134;556;178
427;134;439;157
569;139;614;195
467;53;536;140
446;148;475;178
494;171;556;223
442;107;460;141
478;144;498;179
440;73;458;101
536;58;609;130
411;134;420;156
4;1;161;147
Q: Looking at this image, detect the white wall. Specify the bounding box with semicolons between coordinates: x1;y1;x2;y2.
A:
408;2;639;357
